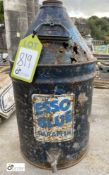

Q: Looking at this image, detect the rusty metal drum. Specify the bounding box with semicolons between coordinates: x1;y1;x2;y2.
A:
11;0;96;172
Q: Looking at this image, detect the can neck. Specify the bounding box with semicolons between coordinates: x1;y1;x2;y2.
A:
43;0;63;6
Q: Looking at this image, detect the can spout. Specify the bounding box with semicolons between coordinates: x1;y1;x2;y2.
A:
46;148;61;173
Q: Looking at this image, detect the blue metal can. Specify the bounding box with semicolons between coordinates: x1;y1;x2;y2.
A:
11;0;96;172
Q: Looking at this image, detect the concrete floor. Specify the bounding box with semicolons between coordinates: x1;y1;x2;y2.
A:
0;88;109;175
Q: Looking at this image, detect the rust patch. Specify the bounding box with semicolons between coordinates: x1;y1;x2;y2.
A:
78;93;88;105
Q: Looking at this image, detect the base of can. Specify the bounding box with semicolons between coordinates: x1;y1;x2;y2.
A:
21;147;88;170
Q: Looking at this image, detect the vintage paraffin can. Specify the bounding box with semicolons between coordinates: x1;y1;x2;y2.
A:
11;0;96;172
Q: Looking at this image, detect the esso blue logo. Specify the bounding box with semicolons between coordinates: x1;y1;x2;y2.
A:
34;98;71;114
34;98;72;129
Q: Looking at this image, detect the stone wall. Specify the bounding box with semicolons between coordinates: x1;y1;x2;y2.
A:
0;24;7;52
3;0;39;60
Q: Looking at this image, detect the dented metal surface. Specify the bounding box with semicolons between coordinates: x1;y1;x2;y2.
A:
11;0;96;170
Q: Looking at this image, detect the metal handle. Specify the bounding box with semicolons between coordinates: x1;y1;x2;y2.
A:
32;22;70;37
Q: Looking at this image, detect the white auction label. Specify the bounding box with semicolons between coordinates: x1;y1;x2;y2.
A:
11;34;42;83
13;48;38;80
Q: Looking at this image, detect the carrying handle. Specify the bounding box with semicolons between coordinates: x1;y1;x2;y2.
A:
32;21;70;37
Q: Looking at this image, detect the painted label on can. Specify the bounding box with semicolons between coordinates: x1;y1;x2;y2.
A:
32;94;75;142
